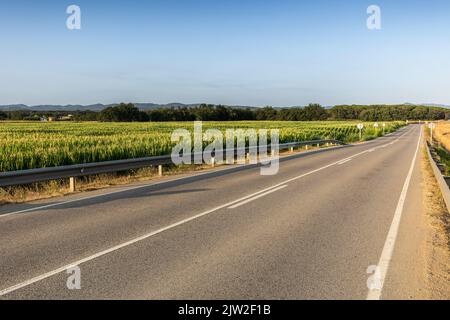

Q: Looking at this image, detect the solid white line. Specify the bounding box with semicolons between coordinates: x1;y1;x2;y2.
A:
366;126;422;300
228;185;288;209
0;128;413;296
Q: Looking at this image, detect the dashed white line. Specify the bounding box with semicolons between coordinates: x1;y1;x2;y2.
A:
337;158;353;165
228;185;288;209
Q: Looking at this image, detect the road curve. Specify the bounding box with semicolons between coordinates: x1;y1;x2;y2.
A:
0;125;426;299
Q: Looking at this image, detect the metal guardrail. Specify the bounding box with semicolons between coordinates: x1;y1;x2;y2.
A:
425;141;450;211
0;139;343;188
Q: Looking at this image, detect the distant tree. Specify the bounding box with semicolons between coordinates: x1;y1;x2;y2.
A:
255;107;278;120
303;104;328;120
98;103;148;122
3;103;446;122
72;111;98;121
329;104;447;121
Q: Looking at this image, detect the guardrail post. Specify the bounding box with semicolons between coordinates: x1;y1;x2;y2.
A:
305;145;309;150
317;143;320;148
211;157;215;168
290;147;294;153
69;177;76;193
158;165;163;177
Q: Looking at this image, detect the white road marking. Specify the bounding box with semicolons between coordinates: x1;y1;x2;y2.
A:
0;168;238;218
0;126;412;219
366;126;422;300
0;126;414;296
0;182;289;296
228;185;288;209
337;158;352;165
0;146;348;219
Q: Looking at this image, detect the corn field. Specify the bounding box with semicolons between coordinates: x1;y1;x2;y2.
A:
0;121;404;172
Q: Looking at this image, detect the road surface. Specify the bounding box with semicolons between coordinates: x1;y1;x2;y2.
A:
0;125;428;299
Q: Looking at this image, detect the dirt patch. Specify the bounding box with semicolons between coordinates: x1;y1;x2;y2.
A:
421;142;450;299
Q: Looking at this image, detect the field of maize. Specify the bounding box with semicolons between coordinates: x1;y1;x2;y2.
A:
0;121;405;172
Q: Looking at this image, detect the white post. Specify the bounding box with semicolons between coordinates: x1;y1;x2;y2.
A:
211;157;215;168
290;147;294;153
158;165;163;177
69;177;76;193
429;123;436;145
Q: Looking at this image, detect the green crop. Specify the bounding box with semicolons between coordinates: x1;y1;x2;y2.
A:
0;121;404;172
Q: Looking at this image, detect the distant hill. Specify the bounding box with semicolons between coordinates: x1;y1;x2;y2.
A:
1;102;448;112
422;103;450;108
404;103;450;108
0;103;257;112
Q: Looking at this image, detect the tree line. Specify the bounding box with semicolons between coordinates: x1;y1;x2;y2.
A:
1;103;449;122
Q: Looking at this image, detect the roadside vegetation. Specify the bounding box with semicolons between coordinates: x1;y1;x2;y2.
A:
435;122;450;151
431;122;450;176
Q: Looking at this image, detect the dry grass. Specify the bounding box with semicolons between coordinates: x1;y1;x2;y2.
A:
421;131;450;299
434;122;450;150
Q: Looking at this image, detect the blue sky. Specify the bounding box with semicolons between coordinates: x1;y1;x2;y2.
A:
1;0;450;106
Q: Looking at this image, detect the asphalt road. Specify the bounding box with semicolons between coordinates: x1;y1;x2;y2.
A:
0;124;426;299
